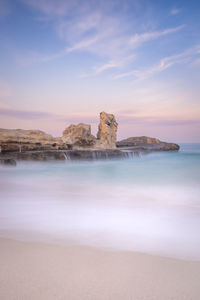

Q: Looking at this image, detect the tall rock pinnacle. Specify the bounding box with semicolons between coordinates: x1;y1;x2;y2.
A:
96;112;118;149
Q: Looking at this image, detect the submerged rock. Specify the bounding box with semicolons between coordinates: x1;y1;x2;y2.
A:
96;112;118;149
0;158;16;166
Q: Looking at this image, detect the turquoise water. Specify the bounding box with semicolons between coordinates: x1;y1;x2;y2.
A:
0;144;200;260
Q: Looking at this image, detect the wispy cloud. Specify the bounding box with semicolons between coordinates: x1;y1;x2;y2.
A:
0;107;98;124
130;25;184;47
95;62;120;74
20;0;76;17
1;108;199;130
66;35;102;53
113;45;200;80
19;0;185;78
0;108;54;119
171;8;181;15
18;1;130;67
116;114;200;126
16;48;70;67
80;60;121;78
80;55;136;78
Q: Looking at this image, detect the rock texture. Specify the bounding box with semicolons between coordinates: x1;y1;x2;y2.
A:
117;136;180;151
0;149;130;162
61;112;118;150
0;128;68;153
96;112;118;149
62;123;96;149
0;112;117;153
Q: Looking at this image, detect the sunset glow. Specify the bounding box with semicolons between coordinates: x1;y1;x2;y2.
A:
0;0;200;141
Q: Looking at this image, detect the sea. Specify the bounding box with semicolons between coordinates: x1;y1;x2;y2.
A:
0;143;200;260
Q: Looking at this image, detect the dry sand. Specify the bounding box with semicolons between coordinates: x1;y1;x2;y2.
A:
0;238;200;300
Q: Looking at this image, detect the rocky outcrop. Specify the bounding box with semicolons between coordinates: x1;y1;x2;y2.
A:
0;128;68;153
0;113;180;161
96;112;118;149
0;112;117;153
61;112;118;150
62;123;96;149
117;136;180;151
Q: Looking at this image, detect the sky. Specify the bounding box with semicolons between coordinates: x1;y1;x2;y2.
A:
0;0;200;142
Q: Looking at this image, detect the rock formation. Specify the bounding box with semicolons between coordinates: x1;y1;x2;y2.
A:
0;128;67;152
96;112;118;149
0;113;180;163
61;112;118;149
62;123;96;149
117;136;180;151
0;112;117;153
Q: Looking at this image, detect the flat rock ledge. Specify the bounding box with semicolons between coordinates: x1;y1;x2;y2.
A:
117;136;180;151
0;149;137;163
0;143;179;166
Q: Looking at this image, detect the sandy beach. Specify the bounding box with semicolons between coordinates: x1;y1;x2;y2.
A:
0;238;200;300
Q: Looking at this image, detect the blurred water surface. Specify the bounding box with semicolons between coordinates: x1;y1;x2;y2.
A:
0;143;200;260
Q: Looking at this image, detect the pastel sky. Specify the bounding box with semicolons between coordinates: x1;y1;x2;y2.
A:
0;0;200;142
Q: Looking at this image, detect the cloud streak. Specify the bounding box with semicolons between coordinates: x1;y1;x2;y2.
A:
113;45;200;80
116;114;200;126
0;108;97;123
19;0;185;78
80;54;136;78
130;25;184;47
0;108;54;120
1;108;199;129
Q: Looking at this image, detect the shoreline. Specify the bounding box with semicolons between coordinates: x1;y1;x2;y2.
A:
0;237;200;300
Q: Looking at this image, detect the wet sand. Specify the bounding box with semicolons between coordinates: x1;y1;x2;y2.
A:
0;238;200;300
